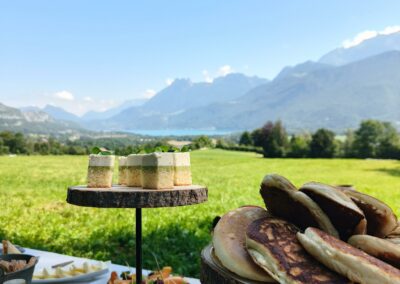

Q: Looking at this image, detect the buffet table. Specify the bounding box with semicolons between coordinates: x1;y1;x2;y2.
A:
24;247;200;284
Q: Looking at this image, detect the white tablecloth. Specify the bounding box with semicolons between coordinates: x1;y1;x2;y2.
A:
22;248;200;284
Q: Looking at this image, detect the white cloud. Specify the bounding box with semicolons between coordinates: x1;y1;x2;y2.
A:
217;65;233;76
342;25;400;48
202;70;213;83
202;65;234;83
142;89;156;99
53;90;74;101
83;96;93;102
380;25;400;35
165;78;174;86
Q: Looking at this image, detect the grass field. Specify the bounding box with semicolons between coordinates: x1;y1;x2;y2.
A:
1;149;400;277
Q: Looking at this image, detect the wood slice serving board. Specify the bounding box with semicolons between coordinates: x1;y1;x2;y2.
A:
67;185;208;208
200;244;268;284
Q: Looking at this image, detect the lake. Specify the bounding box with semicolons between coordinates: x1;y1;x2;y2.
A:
123;129;239;137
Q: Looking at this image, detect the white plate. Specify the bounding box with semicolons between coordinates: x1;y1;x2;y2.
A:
32;268;109;283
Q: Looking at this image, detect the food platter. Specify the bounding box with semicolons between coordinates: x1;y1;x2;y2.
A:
201;244;265;284
32;267;109;283
67;185;208;208
201;174;400;284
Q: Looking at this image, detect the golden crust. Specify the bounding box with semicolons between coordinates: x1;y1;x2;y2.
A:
246;217;348;284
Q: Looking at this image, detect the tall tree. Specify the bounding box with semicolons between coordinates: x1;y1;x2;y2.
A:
310;128;336;158
251;128;265;148
352;120;385;158
239;131;253;146
287;134;311;158
257;120;288;158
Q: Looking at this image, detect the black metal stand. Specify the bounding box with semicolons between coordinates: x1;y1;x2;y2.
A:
136;208;142;284
67;185;208;283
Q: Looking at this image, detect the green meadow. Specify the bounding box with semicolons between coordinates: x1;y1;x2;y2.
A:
0;149;399;277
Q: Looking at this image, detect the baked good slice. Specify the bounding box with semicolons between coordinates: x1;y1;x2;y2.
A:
2;240;22;255
142;153;174;189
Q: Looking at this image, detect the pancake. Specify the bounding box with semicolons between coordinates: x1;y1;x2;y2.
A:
342;189;398;237
348;235;400;269
212;206;275;282
387;238;400;245
260;174;339;238
246;217;348;284
300;182;366;240
386;222;400;238
297;227;400;284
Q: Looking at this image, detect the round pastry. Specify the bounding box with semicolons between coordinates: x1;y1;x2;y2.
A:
343;189;398;237
349;235;400;269
212;206;275;282
298;227;400;284
300;182;366;240
260;174;339;238
246;217;348;284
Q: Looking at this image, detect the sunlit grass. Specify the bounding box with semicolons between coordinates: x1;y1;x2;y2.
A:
0;150;399;277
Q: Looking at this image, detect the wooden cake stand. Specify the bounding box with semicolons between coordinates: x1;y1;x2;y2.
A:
67;185;208;284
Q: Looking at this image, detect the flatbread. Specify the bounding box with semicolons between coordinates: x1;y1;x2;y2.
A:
260;174;339;238
298;227;400;284
246;217;348;284
348;234;400;269
300;182;366;240
343;189;397;237
212;206;275;282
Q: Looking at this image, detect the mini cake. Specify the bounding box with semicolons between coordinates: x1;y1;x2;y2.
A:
118;156;128;185
173;152;192;186
126;154;143;187
142;152;174;189
87;154;115;188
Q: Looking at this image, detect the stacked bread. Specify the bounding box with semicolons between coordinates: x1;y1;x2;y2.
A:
212;174;400;284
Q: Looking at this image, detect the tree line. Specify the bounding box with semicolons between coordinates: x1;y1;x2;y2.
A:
231;120;400;159
0;131;213;156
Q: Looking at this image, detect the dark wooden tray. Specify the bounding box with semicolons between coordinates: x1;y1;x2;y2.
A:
67;185;208;208
200;244;268;284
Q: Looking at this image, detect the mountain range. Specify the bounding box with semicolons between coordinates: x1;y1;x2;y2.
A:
0;103;85;135
3;31;400;135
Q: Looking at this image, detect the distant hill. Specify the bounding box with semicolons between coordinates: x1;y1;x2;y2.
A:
141;73;269;113
168;51;400;132
1;103;86;135
319;31;400;66
84;73;269;130
42;105;80;122
81;98;149;121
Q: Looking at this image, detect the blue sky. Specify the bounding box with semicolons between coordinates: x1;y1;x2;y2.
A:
1;1;400;115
